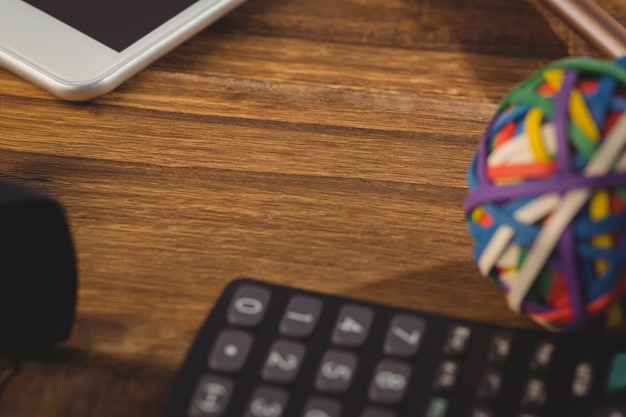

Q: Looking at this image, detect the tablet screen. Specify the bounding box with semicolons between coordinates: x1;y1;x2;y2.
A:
22;0;199;52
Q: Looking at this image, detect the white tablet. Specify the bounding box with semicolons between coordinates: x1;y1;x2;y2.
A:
0;0;246;101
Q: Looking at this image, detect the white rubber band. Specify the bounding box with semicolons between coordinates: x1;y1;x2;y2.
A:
487;123;557;166
477;193;560;276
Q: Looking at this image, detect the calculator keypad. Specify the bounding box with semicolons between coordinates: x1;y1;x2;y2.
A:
572;361;594;398
424;397;449;417
476;368;503;400
521;377;548;408
368;359;411;405
164;280;626;417
279;295;322;338
244;386;288;417
332;305;373;348
208;329;253;373
261;339;307;384
442;325;472;357
227;286;271;328
315;349;358;394
189;375;234;417
360;406;397;417
470;405;494;417
432;360;460;393
486;332;513;364
301;396;342;417
383;314;426;358
529;341;555;372
606;353;626;394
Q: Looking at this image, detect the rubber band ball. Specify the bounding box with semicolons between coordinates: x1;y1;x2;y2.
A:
465;56;626;334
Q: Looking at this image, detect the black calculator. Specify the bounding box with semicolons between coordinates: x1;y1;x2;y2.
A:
162;278;626;417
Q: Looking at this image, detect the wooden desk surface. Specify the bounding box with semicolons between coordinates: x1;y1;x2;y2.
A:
1;0;624;415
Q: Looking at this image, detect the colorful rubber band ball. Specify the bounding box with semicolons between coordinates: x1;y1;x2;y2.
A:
465;56;626;334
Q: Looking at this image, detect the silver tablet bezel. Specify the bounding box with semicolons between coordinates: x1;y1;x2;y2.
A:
0;0;245;100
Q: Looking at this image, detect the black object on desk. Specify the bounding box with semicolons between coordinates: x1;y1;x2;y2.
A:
0;181;77;353
163;278;626;417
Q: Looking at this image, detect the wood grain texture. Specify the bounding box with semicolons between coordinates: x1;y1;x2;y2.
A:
1;0;624;415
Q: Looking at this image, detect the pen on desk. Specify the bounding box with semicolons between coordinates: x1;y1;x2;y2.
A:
542;0;626;58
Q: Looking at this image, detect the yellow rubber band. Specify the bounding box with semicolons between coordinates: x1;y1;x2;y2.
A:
525;108;550;162
543;70;600;142
471;207;484;223
606;303;624;329
590;190;611;275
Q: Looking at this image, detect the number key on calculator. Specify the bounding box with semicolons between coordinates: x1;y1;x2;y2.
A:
162;278;626;417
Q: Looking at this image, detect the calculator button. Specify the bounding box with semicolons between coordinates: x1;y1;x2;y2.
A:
477;369;503;400
521;377;547;408
368;359;411;405
188;375;233;417
360;406;397;417
590;405;626;417
332;304;374;348
383;314;426;358
486;332;513;364
572;361;594;398
443;325;472;357
423;397;448;417
244;386;288;417
280;295;323;338
208;329;253;373
470;405;494;417
301;396;342;417
262;339;306;384
227;285;271;328
315;349;358;394
432;360;460;393
529;341;556;372
606;352;626;394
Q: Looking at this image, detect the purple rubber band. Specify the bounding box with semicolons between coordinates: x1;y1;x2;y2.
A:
465;68;626;213
465;171;626;212
559;223;587;325
552;70;587;325
476;122;493;187
522;301;553;313
553;71;587;324
555;70;578;174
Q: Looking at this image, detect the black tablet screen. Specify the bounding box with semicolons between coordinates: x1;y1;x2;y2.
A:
22;0;200;52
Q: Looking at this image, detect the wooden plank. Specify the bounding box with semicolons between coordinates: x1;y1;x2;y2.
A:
2;0;625;415
0;360;173;417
